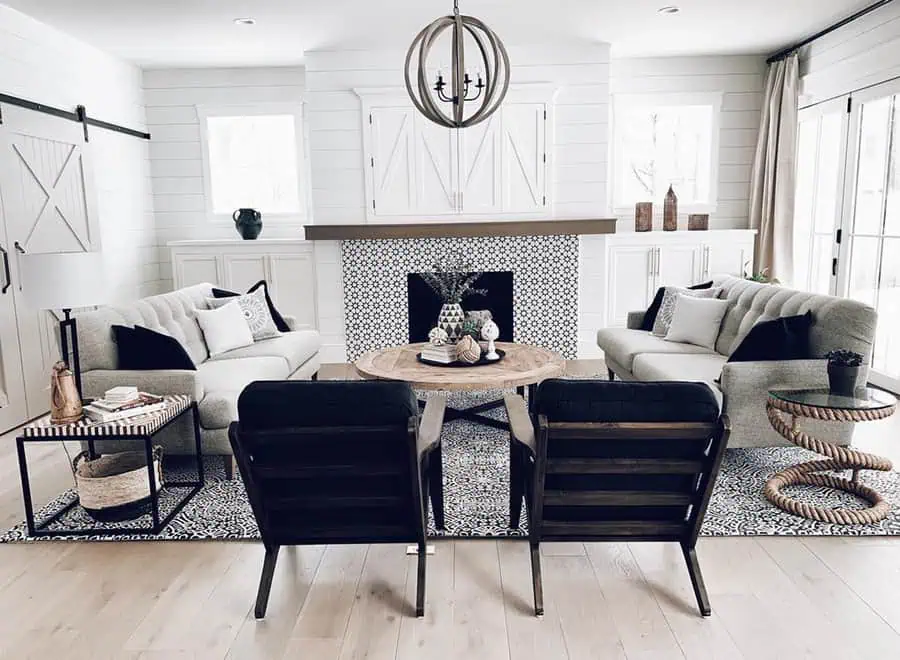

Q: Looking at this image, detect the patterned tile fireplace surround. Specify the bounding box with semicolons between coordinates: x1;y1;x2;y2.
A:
341;235;580;361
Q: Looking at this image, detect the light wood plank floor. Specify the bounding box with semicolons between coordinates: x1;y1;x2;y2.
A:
2;365;900;659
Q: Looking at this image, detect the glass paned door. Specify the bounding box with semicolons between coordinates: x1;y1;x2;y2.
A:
794;100;848;294
842;86;900;390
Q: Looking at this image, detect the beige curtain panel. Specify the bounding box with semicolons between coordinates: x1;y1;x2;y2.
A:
749;54;800;283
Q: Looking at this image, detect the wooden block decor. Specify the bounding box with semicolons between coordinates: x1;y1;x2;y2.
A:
688;214;709;231
635;203;653;232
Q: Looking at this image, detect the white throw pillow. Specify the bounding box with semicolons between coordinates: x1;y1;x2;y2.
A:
206;287;280;341
652;286;723;337
664;295;731;350
195;301;255;357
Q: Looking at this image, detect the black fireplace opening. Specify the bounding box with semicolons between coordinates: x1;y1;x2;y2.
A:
407;271;514;343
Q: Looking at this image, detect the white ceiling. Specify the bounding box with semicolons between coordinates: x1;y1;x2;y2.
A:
3;0;873;68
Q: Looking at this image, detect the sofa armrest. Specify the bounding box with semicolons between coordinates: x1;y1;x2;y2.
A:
719;359;828;398
81;369;205;402
626;311;646;330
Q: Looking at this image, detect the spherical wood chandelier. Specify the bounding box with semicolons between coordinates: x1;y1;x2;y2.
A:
404;0;510;129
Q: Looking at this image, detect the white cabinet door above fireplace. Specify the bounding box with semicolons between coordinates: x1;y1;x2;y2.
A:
360;88;554;222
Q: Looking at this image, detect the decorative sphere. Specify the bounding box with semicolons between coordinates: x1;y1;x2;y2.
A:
481;320;500;342
428;327;449;346
456;335;482;364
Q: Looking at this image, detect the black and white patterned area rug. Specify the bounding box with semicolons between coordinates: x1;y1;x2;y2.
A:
5;390;900;542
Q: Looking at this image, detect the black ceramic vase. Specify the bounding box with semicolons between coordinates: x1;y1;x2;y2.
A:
827;363;863;397
233;208;262;240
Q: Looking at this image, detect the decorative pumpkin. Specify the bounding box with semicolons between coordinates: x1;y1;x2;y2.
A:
428;326;449;346
457;335;482;364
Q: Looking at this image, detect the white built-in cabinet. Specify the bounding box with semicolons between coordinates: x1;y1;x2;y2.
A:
603;230;757;327
357;86;556;222
169;240;318;331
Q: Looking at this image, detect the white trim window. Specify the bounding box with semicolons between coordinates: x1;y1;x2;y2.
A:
197;103;308;222
612;92;723;213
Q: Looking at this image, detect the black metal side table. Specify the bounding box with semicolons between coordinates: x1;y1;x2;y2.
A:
16;395;204;537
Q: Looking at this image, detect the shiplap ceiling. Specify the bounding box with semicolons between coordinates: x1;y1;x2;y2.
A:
5;0;872;67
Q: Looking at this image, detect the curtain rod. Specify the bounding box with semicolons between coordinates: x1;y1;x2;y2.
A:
0;92;151;141
767;0;895;63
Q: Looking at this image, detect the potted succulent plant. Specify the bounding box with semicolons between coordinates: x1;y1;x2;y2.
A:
420;253;487;344
825;349;865;396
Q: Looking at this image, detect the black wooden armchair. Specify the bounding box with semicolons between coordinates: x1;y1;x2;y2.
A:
505;380;730;617
229;380;445;619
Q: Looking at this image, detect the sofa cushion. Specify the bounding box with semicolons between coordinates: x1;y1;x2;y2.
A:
113;325;196;371
78;284;214;371
641;281;714;332
212;280;291;333
207;330;321;373
728;311;814;362
711;276;877;359
632;352;727;386
597;328;715;372
196;356;291;429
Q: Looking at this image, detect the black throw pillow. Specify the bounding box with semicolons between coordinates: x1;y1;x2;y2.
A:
727;311;814;363
640;281;714;332
211;280;290;333
113;325;196;371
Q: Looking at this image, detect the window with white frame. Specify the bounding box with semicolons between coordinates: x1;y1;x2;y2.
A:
198;104;306;220
613;93;722;211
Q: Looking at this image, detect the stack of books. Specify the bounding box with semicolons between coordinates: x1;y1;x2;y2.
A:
83;388;167;423
421;343;458;364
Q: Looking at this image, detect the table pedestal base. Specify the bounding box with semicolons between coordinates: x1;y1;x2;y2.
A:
765;401;893;525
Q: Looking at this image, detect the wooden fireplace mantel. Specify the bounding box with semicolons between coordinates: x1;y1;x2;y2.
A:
303;219;617;241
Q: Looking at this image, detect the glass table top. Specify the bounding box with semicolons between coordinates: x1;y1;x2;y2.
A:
769;388;897;411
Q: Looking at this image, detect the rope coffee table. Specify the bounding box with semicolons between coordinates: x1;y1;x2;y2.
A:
765;388;897;525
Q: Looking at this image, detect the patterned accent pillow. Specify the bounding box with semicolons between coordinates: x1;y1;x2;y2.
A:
651;286;723;337
206;287;280;341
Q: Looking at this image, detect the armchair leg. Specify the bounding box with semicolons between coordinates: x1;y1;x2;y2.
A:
255;545;280;619
530;542;544;616
224;456;235;481
428;447;445;531
607;368;615;381
509;438;524;529
681;542;711;616
415;542;427;617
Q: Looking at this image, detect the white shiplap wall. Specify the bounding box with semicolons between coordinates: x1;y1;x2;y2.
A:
800;1;900;106
304;44;611;224
142;67;306;290
610;55;766;232
0;5;156;300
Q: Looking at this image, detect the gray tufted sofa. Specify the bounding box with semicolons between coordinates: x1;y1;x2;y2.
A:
76;284;321;472
597;275;877;448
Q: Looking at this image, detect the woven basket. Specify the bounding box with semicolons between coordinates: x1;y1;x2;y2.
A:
73;448;164;522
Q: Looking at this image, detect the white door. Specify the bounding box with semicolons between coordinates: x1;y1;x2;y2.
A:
369;107;415;217
0;104;99;418
458;114;501;214
702;241;752;280
607;245;655;327
0;197;28;433
414;116;457;215
656;244;702;288
840;82;900;391
794;98;849;294
501;103;547;213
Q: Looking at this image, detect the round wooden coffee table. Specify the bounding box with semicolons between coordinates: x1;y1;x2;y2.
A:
355;342;564;430
765;388;897;525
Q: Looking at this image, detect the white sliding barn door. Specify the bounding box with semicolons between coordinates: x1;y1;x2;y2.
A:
501;104;547;213
0;104;99;419
0;193;27;432
369;107;415;217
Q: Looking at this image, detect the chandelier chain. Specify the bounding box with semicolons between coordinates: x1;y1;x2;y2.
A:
453;0;459;16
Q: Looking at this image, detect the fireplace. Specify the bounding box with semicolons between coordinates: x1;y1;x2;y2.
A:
407;271;514;343
341;235;579;360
